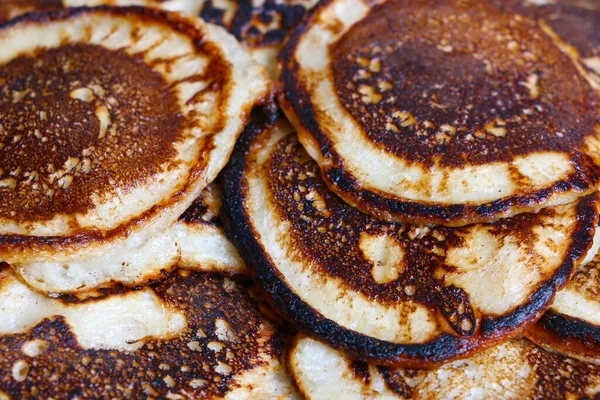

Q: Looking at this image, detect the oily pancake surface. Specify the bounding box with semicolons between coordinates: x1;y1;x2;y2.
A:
221;116;600;367
0;267;296;399
527;236;600;364
278;0;600;226
289;335;600;400
0;6;270;263
0;0;62;23
11;183;246;295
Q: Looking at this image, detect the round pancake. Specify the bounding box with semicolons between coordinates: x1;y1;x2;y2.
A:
66;0;319;77
221;114;600;367
289;335;600;400
0;266;297;399
0;7;270;274
527;231;600;364
0;0;62;24
278;0;600;226
10;183;247;295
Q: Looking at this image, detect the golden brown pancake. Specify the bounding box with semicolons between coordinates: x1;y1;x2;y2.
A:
278;0;600;226
0;0;62;23
526;233;600;364
0;267;297;398
289;334;600;400
0;6;270;291
221;114;600;367
11;182;247;295
67;0;320;77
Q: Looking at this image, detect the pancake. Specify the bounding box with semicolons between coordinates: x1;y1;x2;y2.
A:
526;230;600;364
0;7;270;289
288;334;600;400
221;114;600;367
66;0;319;77
11;182;247;295
0;266;297;399
278;0;600;226
0;0;62;23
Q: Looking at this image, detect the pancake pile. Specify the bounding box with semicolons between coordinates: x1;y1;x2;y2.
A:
2;0;600;398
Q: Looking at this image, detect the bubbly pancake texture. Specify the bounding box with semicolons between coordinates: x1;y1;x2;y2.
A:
221;115;600;367
289;335;600;400
0;0;62;23
67;0;319;77
0;7;270;267
11;183;246;295
527;229;600;364
0;267;297;399
278;0;600;226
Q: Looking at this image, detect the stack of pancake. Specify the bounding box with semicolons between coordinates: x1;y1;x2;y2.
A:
1;0;600;398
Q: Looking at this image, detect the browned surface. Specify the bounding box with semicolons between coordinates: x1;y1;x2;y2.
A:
0;6;257;259
199;0;315;47
0;0;61;24
278;0;600;226
0;268;284;399
331;0;598;168
0;43;183;223
267;133;572;310
380;339;600;399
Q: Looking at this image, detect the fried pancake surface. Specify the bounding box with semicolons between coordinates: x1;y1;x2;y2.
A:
289;335;600;400
0;0;62;23
221;115;600;367
0;267;297;399
278;0;600;226
527;231;600;364
502;0;600;90
0;7;269;273
67;0;319;76
11;183;246;295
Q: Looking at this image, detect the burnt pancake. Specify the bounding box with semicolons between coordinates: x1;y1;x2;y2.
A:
0;0;62;23
12;183;247;295
0;267;297;399
221;115;600;367
289;334;600;400
67;0;319;77
526;232;600;364
0;7;270;290
278;0;600;226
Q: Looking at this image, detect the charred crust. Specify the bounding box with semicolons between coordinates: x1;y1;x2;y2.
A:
199;0;312;48
221;115;598;367
0;270;284;398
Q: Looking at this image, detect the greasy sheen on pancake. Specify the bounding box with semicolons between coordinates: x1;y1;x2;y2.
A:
0;267;297;399
66;0;319;77
288;335;600;400
278;0;600;226
526;230;600;364
11;183;246;295
0;0;62;23
221;115;600;367
0;7;270;281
